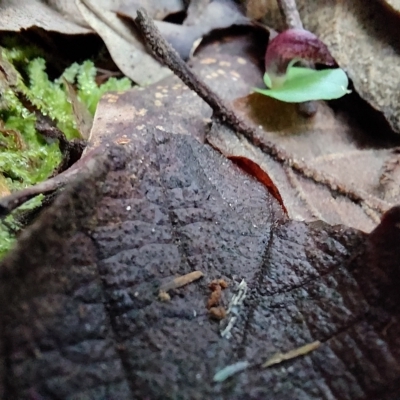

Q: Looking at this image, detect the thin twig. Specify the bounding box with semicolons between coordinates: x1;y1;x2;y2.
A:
134;8;389;216
277;0;303;29
262;340;321;368
0;148;100;216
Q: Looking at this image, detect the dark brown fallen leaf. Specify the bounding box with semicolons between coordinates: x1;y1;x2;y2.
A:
2;127;400;399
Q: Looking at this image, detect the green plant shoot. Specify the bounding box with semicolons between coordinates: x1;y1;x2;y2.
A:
255;66;350;103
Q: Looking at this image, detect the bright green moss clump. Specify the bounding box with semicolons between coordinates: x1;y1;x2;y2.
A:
0;46;132;258
1;48;131;189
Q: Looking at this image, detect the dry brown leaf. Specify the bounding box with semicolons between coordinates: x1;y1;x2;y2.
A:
295;0;400;134
76;0;171;85
3;126;400;397
0;0;91;34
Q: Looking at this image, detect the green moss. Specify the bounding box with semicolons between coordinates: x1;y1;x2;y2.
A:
0;45;132;258
1;48;132;189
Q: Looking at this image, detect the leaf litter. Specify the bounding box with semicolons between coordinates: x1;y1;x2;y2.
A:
1;1;400;399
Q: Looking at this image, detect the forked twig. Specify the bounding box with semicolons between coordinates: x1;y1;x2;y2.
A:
134;8;389;216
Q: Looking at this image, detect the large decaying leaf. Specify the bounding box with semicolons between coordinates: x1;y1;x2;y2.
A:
2;121;400;399
74;0;252;85
2;3;400;399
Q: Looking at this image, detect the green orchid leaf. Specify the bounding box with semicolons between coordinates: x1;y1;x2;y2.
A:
263;72;272;88
256;67;350;103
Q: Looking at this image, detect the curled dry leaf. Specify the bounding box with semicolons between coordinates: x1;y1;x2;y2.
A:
76;0;171;85
2;126;400;398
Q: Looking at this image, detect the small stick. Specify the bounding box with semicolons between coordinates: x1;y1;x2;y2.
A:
262;340;321;368
277;0;303;29
134;8;389;216
276;0;316;116
159;270;204;292
0;148;100;216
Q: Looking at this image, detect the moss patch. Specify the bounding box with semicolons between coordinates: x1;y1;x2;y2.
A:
0;45;132;258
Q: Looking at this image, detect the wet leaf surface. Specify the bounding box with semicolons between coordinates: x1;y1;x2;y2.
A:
2;127;400;399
